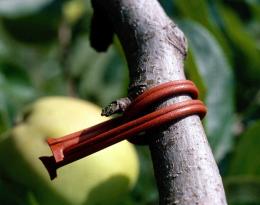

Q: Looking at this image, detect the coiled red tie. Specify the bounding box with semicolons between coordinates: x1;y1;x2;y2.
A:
40;80;207;180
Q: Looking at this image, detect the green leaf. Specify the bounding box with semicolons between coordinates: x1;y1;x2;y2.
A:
1;2;62;44
0;62;37;105
0;83;12;134
246;0;260;20
0;174;30;205
0;174;40;205
217;5;260;82
79;45;128;106
69;35;128;106
180;20;235;161
173;0;232;63
0;61;37;133
225;121;260;204
229;121;260;175
225;176;260;205
247;20;260;50
26;192;41;205
63;0;86;25
184;49;207;101
0;0;54;18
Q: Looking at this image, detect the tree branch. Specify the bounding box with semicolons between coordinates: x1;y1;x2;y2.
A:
90;0;227;204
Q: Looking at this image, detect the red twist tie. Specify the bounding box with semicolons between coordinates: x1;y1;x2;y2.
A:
39;80;207;180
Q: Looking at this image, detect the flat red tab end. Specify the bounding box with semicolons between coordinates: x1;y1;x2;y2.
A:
39;156;57;180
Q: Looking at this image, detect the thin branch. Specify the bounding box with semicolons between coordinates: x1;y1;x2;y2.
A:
90;0;227;204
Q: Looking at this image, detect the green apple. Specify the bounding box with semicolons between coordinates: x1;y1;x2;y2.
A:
0;96;139;205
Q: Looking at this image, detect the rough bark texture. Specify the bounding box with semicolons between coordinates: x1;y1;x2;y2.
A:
91;0;227;204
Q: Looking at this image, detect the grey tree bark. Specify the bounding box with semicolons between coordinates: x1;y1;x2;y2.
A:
90;0;227;204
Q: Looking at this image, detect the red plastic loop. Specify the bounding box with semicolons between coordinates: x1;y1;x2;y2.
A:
39;80;207;180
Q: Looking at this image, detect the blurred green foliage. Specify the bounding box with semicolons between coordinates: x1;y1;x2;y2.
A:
0;0;259;204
